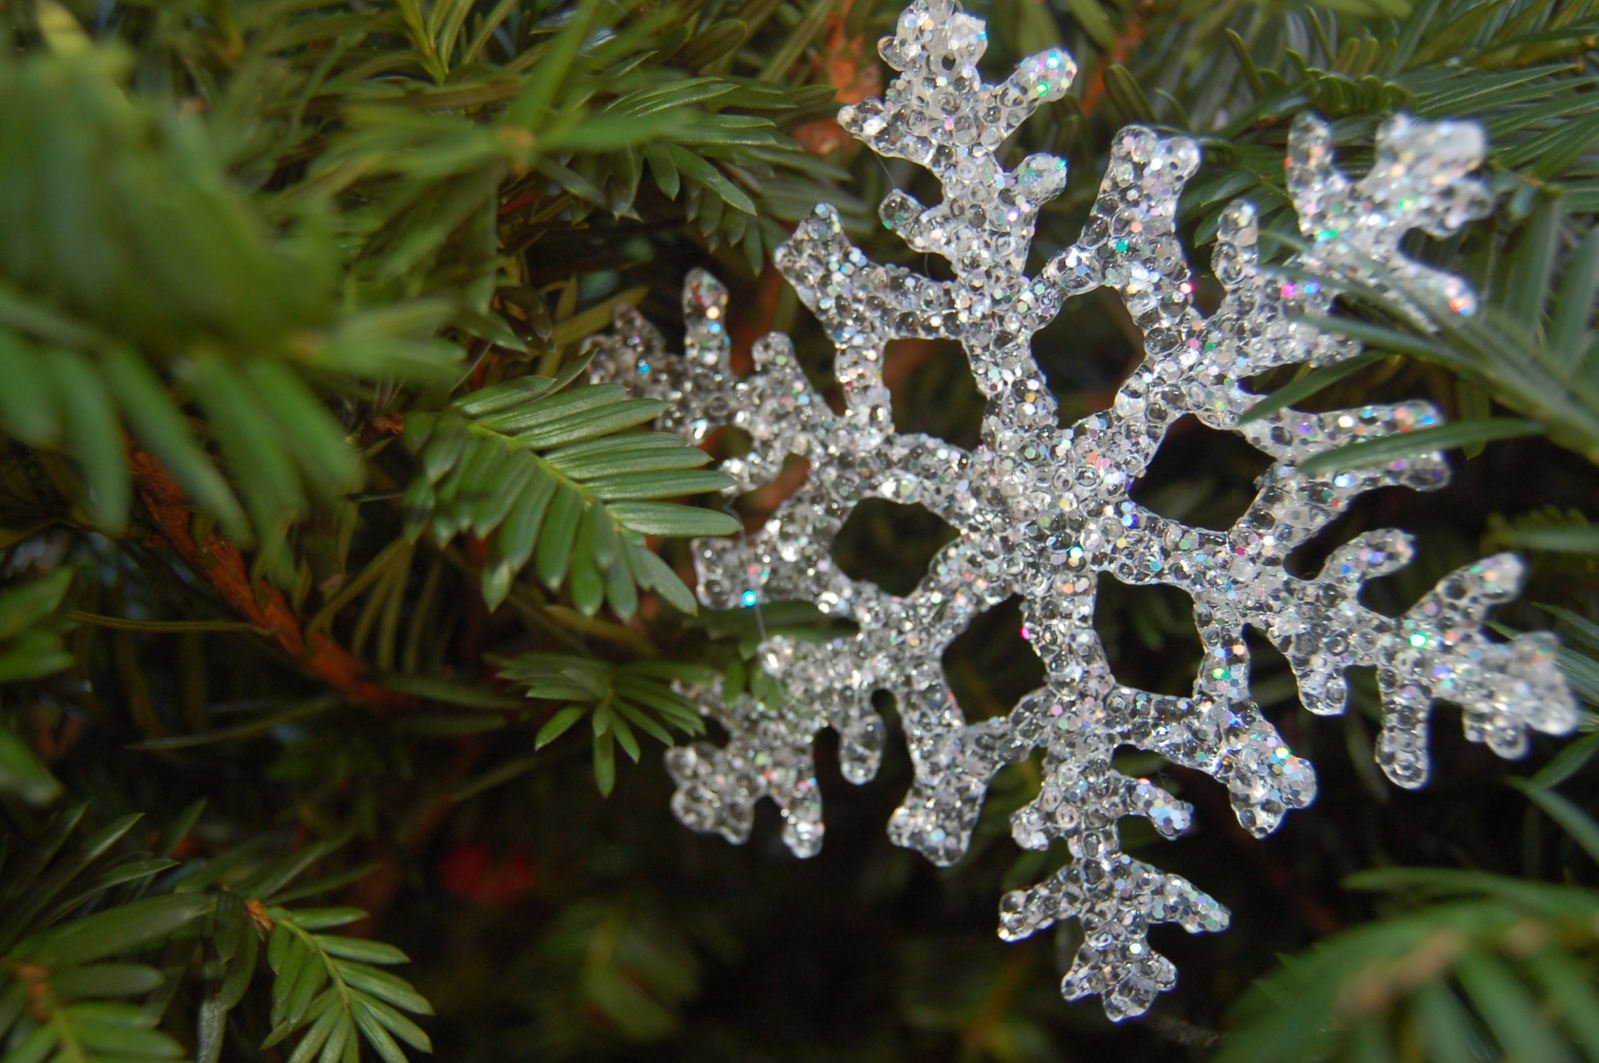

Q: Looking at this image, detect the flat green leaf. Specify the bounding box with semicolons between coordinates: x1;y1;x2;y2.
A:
2;1023;57;1063
350;998;410;1063
1238;352;1385;424
604;547;639;620
285;992;344;1063
286;908;369;932
474;383;627;434
0;630;73;684
469;450;538;536
0;330;59;444
503;0;599;124
612;680;703;728
627;542;698;613
317;1011;356;1063
570;505;605;615
626;660;716;683
1455;950;1576;1063
590;469;733;500
193;353;304;539
545;438;711;479
607;78;736;118
508;675;598;701
1530;732;1599;789
548;110;686;152
333;961;433;1015
1510;779;1599;865
48;963;165;999
646;143;681;198
535;487;584;588
103;346;247;539
279;943;331;1029
65;1001;185;1056
44;345;130;529
420;416;470;484
1508;197;1561;330
219;923;259;1010
534;706;587;749
17;893;214;966
251;833;351;902
1409;980;1487;1063
1495;523;1599;553
609;709;641;762
311;934;409;965
1297;418;1544;475
0;568;73;644
0;725;62;805
610;501;740;537
1551;225;1599;368
511;397;665;449
0;804;87;905
1062;0;1116;48
755;0;832;80
593;729;616;796
243;358;363;493
486;467;558;598
356;994;433;1053
666;145;757;214
1526;947;1599;1059
453;375;556;418
615;700;676;746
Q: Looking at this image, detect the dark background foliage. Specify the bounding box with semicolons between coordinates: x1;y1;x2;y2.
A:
2;0;1598;1060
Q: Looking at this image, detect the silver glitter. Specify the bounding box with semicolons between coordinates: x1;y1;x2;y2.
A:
586;0;1576;1021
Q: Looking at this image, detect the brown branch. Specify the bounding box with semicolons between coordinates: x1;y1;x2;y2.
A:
1079;0;1155;117
130;451;415;714
791;0;882;156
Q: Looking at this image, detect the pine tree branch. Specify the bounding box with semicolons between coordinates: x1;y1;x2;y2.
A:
129;451;416;715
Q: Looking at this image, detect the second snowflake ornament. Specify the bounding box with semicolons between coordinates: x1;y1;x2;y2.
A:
588;0;1577;1021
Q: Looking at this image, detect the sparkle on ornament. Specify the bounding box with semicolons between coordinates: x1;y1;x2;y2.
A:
585;0;1575;1023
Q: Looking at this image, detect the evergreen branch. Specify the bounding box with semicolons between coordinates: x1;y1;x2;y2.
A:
260;908;433;1063
1221;893;1599;1061
172;828;434;1062
0;570;74;686
1220;806;1599;1062
492;653;713;796
0;808;432;1063
519;900;702;1041
403;371;738;615
130;452;415;716
0;810;212;1063
0;569;75;806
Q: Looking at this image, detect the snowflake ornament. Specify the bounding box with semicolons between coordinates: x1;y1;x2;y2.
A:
587;0;1578;1020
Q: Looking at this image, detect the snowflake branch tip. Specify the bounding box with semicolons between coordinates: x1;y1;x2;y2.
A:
1375;553;1577;786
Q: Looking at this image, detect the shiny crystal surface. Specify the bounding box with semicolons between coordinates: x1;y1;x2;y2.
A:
586;0;1576;1021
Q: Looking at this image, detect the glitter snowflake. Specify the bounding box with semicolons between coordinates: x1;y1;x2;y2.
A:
586;0;1578;1020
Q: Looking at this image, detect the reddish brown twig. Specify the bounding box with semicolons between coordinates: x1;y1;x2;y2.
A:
131;451;415;714
792;0;883;156
1080;0;1155;117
